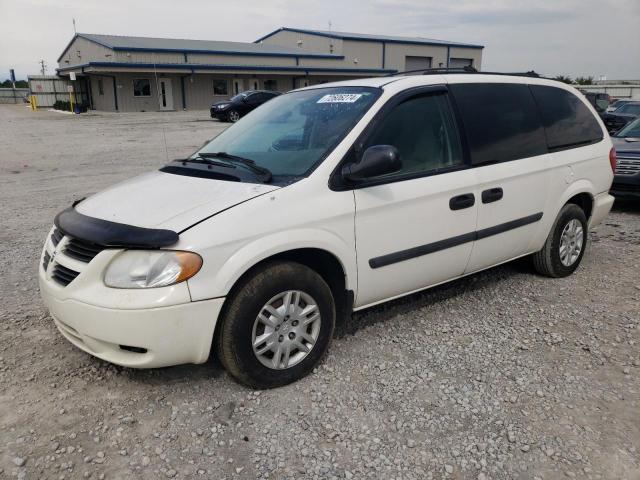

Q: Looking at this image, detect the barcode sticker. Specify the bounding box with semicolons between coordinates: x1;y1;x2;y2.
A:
317;93;363;104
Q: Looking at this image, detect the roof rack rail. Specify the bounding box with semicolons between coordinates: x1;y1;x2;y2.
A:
387;66;544;79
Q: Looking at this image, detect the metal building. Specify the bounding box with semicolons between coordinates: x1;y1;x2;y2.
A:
55;27;483;112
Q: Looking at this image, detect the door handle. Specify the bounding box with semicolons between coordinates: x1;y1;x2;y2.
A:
481;187;503;204
449;193;475;211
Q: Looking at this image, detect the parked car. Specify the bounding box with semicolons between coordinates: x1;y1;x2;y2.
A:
606;99;633;113
40;74;614;388
600;101;640;133
210;90;281;122
610;117;640;198
581;91;610;112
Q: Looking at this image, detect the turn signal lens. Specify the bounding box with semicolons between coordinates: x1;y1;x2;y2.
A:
104;250;203;289
609;147;616;173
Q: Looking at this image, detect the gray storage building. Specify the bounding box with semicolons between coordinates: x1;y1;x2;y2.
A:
55;27;483;112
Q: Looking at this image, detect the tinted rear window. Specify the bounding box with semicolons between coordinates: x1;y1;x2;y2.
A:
450;83;547;165
530;85;603;150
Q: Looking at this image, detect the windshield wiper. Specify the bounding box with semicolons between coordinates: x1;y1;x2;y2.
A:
178;154;233;169
199;152;272;183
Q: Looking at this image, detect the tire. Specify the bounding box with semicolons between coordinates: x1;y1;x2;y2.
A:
227;110;240;122
532;203;588;278
216;261;336;389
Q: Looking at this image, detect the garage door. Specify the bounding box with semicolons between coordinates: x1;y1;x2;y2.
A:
405;56;432;72
449;58;473;68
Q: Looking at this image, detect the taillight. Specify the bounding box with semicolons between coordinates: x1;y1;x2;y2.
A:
609;147;616;173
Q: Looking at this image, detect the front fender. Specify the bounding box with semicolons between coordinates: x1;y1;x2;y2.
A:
187;228;356;301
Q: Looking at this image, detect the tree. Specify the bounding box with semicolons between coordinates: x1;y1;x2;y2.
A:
553;75;574;84
0;79;28;88
575;76;594;85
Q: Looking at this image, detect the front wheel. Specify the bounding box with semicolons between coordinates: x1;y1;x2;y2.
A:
227;110;240;122
216;261;335;388
532;203;588;277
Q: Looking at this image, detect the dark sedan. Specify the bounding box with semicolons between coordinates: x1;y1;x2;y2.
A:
210;90;281;122
611;117;640;198
600;101;640;133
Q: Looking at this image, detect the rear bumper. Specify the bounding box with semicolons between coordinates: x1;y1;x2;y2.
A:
589;192;615;228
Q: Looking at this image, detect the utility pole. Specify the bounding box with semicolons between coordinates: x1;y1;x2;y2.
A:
39;60;47;76
73;18;76;34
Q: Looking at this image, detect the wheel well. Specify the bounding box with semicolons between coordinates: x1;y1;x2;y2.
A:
566;193;593;220
213;249;353;350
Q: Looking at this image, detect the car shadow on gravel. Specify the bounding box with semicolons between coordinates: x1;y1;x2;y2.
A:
120;359;226;386
336;258;533;338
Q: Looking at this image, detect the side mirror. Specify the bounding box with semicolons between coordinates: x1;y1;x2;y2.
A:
341;145;401;182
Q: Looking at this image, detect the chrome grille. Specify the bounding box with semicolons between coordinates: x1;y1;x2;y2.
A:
64;238;105;263
616;156;640;176
51;264;80;286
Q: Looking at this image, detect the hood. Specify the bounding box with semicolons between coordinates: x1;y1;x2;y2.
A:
612;136;640;153
212;101;231;108
75;170;279;232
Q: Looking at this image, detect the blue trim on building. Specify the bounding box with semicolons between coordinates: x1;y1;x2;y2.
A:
254;27;484;49
110;46;344;59
57;33;345;63
57;62;397;75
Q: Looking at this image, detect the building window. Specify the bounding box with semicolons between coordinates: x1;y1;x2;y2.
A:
263;79;277;91
97;79;104;95
133;79;151;97
213;79;228;96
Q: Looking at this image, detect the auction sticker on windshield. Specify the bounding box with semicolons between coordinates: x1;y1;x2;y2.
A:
317;93;363;103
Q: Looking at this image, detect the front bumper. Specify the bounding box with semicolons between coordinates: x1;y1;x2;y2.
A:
39;230;223;368
210;108;228;119
611;173;640;198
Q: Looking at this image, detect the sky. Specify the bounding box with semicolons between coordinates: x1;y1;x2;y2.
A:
1;0;639;81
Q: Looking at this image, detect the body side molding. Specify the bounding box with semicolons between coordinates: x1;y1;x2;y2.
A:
369;212;543;269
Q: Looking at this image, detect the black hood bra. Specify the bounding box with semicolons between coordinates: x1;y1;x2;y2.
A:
54;206;179;248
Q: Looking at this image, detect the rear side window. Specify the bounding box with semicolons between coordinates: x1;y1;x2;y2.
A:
530;85;603;150
450;83;547;166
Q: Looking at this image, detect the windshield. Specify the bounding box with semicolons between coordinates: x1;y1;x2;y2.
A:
615;117;640;137
230;93;248;102
196;87;381;182
618;104;640;115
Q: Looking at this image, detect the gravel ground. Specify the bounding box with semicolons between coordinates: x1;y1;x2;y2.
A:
0;104;639;480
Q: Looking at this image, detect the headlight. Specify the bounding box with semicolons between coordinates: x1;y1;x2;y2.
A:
104;250;202;289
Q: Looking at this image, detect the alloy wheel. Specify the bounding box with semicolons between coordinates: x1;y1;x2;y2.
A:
251;290;321;370
559;218;584;267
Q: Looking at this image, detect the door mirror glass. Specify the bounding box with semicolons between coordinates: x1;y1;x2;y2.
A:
342;145;401;182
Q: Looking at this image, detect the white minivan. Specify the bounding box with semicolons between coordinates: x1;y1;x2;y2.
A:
40;73;615;388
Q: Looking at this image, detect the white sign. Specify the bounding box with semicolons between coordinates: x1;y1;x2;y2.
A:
67;85;74;93
317;93;363;104
69;72;76;81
